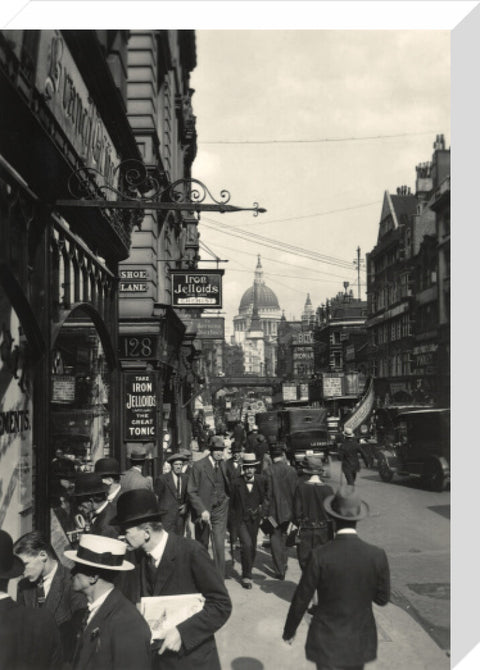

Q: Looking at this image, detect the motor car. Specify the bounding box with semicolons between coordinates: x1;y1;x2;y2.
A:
376;408;450;491
277;407;331;468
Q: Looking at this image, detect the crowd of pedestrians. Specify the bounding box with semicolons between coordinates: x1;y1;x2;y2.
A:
1;423;390;670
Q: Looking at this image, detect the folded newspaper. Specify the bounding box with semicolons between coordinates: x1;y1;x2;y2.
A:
140;594;205;640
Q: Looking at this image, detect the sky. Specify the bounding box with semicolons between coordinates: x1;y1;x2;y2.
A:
190;30;450;339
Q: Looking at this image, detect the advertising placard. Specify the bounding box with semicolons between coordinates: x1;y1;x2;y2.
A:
182;317;225;339
282;383;297;402
171;270;223;308
124;373;157;441
322;373;344;398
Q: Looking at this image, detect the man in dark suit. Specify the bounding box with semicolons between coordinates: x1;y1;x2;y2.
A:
225;441;243;567
154;452;189;535
94;457;123;513
112;489;232;670
72;472;119;539
14;530;87;664
187;435;230;578
0;529;63;670
264;442;298;580
65;533;151;670
231;452;268;589
283;486;390;670
337;427;369;485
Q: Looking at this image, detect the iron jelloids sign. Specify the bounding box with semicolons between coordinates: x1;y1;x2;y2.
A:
171;270;224;308
124;373;157;441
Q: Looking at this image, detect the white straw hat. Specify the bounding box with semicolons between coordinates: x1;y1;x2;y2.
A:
64;534;134;571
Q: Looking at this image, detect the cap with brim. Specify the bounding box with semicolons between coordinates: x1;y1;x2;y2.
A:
0;530;24;579
71;473;108;498
64;534;133;571
210;436;225;450
242;453;260;467
323;486;369;521
301;455;325;475
110;489;166;527
129;449;147;462
166;452;188;464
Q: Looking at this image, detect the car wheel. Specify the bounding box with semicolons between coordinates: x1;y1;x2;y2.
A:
378;454;394;483
425;460;445;492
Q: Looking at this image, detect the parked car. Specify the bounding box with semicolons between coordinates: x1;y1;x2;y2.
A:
376;408;450;491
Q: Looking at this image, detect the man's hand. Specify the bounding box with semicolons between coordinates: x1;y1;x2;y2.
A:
158;627;182;654
200;510;211;524
178;504;186;514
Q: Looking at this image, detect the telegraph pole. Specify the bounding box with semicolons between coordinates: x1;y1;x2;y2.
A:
353;246;364;300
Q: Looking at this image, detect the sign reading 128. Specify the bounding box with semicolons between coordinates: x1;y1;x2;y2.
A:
119;335;158;360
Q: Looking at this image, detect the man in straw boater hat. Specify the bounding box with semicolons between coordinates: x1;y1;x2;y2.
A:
230;451;268;590
71;472;119;539
65;533;151;670
154;451;189;535
0;529;63;670
283;486;390;670
112;488;231;670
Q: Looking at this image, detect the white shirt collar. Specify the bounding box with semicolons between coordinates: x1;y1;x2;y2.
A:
0;593;10;601
148;531;169;568
93;499;109;517
87;586;114;624
336;528;357;536
107;484;121;503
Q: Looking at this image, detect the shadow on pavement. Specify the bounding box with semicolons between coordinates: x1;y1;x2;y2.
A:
231;658;264;669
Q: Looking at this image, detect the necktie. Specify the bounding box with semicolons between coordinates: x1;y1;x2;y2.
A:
176;475;181;501
36;578;46;607
146;553;156;594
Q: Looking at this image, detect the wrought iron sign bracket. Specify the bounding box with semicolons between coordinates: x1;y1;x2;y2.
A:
55;161;266;219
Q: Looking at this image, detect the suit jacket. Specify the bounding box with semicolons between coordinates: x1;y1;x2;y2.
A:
72;588;151;670
225;457;243;485
187;456;230;521
231;475;267;523
154;471;188;532
17;561;87;661
283;533;390;666
119;533;232;670
0;596;63;670
264;460;298;525
120;467;153;492
90;501;120;539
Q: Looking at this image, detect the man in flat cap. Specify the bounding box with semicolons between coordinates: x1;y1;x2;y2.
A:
0;530;63;670
66;533;151;670
283;486;390;670
113;489;232;670
187;435;230;578
154;452;189;535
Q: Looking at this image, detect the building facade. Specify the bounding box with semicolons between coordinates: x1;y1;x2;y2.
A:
0;30;142;540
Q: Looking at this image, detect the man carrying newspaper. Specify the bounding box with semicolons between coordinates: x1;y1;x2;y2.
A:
112;489;231;670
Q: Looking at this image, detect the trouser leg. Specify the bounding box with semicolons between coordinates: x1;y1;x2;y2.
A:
210;498;229;578
237;521;254;578
270;525;287;578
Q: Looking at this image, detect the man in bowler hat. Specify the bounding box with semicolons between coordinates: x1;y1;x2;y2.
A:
0;529;63;670
283;486;390;670
94;457;123;513
65;533;151;670
72;472;119;539
112;488;232;670
121;447;154;492
187;435;231;578
154;452;189;535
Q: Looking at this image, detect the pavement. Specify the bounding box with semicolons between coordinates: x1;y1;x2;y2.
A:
216;543;450;670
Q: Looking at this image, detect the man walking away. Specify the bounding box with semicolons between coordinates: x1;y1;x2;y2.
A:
283;486;390;670
66;534;151;670
121;448;154;492
0;530;63;670
263;441;298;580
337;427;369;485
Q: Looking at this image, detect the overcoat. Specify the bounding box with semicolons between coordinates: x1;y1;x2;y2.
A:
72;587;151;670
118;532;232;670
264;460;298;525
283;533;390;667
17;560;87;661
0;596;63;670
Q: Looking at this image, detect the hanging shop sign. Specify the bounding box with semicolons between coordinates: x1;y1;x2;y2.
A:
171;270;224;308
182;317;225;339
124;372;158;441
35;31;121;193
